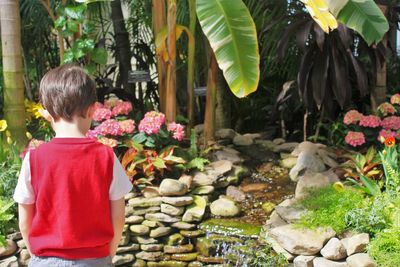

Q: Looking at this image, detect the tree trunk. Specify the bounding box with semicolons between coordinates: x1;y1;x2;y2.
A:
165;0;177;122
187;0;196;130
371;4;388;110
111;0;133;92
0;0;27;147
204;48;219;145
152;0;167;112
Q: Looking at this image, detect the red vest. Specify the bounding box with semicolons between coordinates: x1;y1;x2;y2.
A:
29;137;114;259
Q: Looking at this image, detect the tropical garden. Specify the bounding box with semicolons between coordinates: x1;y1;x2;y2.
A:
0;0;400;266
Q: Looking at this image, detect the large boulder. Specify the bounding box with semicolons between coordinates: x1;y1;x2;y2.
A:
293;255;315;267
210;197;240;217
346;253;377;267
320;238;347;260
313;257;348;267
214;148;243;164
341;233;369;256
290;151;326;181
0;240;17;257
269;224;336;255
295;172;331;199
233;134;254;146
159;179;188;196
215;128;237;140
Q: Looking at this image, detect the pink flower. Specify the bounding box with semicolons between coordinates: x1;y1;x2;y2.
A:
92;107;112;122
98;137;118;148
138;112;166;135
86;129;100;138
378;129;396;143
20;139;46;158
343;110;363;125
377;102;396;116
391;94;400;105
381;116;400;130
167;122;185;141
104;95;120;108
119;119;136;134
93;102;104;109
112;101;133;117
345;131;366;147
95;119;124;136
359;115;381;128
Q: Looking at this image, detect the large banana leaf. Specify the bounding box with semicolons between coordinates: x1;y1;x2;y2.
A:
334;0;388;46
196;0;260;98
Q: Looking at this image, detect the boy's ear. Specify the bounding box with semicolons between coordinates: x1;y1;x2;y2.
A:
87;103;96;118
39;109;53;122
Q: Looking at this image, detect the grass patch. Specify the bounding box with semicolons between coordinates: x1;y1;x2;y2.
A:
368;227;400;267
296;186;365;234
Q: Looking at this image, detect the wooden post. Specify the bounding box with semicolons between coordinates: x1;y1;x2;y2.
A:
204;48;218;145
187;0;196;129
165;0;177;122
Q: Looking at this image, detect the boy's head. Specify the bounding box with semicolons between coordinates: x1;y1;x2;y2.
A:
39;64;96;122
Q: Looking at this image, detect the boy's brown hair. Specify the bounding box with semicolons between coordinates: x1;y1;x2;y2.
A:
39;64;96;121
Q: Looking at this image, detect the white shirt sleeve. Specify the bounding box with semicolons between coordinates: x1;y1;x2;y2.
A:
13;152;36;204
109;153;133;200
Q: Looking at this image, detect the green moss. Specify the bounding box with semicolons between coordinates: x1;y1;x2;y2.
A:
368;227;400;267
199;219;261;238
296;186;365;234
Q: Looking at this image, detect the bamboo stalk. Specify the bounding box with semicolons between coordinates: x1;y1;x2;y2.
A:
204;48;218;145
187;0;196;130
165;0;177;122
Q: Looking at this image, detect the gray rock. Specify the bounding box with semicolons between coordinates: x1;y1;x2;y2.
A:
112;254;135;266
233;134;253;146
182;196;207;222
274;142;300;153
150;227;172;238
161;203;185;216
273;138;286;145
346;253;377;267
191;185;215;195
125;192;137;200
214;149;243;164
265;234;295;261
270;225;336;255
131;206;161;216
162;196;193;206
128;197;162;208
164;244;194;254
142;186;160;198
194;124;204;134
317;149;338;168
226;186;246;202
280;157;298;169
210;198;240;217
18;249;31;266
141;220;161;228
132;259;147;267
133;236;159;244
129;225;150;236
140;244;164;252
171;222;196;230
265;211;288;230
295;172;331;199
159;179;188;196
0;240;17;257
145;213;180;223
192;172;216;186
292;141;325;156
313;257;348;267
16;239;26;249
341;233;369;256
6;233;21;241
206;160;233;177
117;244;140;254
293;255;316;267
119;233;130;246
275;206;307;223
290;151;326;181
179;174;193;190
126;215;145;224
216;129;237;140
135;251;163;261
0;256;18;267
320;238;347;260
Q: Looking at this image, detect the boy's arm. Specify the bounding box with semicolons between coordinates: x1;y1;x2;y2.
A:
109;198;125;256
18;203;34;254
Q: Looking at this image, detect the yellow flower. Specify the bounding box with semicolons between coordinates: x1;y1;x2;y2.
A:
301;0;338;33
25;100;44;119
5;130;11;137
333;182;345;192
0;120;7;132
6;136;12;145
26;132;33;140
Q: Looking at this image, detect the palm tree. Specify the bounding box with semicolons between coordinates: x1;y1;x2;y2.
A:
0;0;27;147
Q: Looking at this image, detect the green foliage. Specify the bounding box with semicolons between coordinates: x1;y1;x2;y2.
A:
368;226;400;267
186;158;209;172
345;195;393;235
237;240;288;267
0;200;15;246
0;161;21;200
379;146;400;192
297;186;365;234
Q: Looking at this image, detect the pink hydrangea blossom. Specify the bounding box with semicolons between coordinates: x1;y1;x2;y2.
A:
86;129;100;138
95;119;124;136
167;122;185;141
92;107;112;122
138;112;166;135
381;116;400;130
378;129;396;143
343;110;363;125
378;102;396;116
20;139;46;158
98;137;118;148
359;115;381;128
112;101;133;117
391;94;400;105
345;131;366;147
119;119;136;134
93;102;104;109
104;95;120;108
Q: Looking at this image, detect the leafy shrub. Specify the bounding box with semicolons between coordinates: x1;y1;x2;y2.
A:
297;186;365;234
368;226;400;267
0;161;21;200
0;199;15;246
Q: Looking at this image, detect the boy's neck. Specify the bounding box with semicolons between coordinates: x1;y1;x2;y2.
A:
52;117;91;138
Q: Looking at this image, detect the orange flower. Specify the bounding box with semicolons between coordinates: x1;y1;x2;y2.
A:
385;137;396;148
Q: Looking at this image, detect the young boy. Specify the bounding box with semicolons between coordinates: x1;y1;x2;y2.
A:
13;64;133;267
